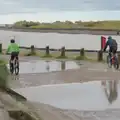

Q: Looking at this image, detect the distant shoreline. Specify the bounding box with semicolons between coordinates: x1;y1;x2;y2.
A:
0;27;120;35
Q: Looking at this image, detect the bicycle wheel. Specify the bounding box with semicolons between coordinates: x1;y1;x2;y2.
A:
14;60;19;75
114;56;119;69
107;55;112;68
10;61;14;74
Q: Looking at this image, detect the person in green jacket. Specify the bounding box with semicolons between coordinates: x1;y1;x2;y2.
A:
6;39;20;63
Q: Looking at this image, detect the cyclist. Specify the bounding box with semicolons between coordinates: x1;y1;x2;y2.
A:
103;36;118;63
6;39;19;64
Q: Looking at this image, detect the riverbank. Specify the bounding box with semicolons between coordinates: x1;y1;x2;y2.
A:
4;20;120;35
0;27;120;35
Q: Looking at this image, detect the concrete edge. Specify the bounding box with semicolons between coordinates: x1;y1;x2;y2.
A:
5;88;27;101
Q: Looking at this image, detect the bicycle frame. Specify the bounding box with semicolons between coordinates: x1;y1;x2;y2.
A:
108;52;116;65
10;57;17;64
107;51;119;69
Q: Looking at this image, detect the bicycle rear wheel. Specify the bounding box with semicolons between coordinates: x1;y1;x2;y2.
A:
14;60;19;75
114;56;119;69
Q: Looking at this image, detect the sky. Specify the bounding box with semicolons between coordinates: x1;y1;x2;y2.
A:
1;0;120;23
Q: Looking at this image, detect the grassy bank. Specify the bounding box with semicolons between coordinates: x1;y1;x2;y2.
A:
13;20;120;30
0;59;9;89
0;59;7;64
0;60;5;64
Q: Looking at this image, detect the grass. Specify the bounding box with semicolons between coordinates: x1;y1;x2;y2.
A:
56;55;68;59
19;49;106;63
0;60;5;64
0;59;7;64
14;20;120;30
42;54;53;58
0;63;9;89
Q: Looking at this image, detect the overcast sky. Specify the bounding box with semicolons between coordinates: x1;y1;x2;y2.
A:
0;0;120;23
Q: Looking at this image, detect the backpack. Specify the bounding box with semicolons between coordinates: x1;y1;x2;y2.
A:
111;39;117;48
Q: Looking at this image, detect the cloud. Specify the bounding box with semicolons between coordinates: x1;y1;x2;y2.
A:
0;0;120;14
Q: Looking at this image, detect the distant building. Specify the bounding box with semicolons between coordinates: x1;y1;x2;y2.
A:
0;24;6;27
5;24;13;28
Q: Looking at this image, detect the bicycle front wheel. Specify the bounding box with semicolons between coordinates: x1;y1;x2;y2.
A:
107;55;112;68
114;57;119;69
14;60;19;75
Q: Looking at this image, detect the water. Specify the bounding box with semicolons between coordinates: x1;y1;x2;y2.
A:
7;60;81;74
14;80;120;111
1;30;120;50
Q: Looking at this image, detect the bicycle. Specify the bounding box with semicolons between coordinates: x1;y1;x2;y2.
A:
9;56;19;75
106;52;119;69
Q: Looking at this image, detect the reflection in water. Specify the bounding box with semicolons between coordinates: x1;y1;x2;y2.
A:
30;61;36;72
11;75;19;80
46;61;50;72
102;80;118;104
14;80;120;110
75;61;83;67
61;61;66;70
8;60;80;74
45;61;66;71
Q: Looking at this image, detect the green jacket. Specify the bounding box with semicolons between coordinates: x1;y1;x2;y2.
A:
6;43;19;53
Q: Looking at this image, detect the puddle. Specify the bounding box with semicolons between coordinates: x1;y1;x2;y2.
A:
14;80;120;111
7;60;81;74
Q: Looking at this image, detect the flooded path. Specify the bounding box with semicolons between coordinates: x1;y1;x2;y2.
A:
8;62;120;89
4;56;120;120
7;60;81;74
14;80;119;111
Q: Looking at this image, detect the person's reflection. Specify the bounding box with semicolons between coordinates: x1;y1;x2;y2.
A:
102;80;118;104
61;61;66;70
46;61;50;72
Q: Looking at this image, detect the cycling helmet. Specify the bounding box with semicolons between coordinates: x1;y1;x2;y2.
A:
10;39;15;43
108;36;112;39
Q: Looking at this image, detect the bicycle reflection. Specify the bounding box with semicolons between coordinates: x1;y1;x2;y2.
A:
45;61;50;72
102;80;118;104
11;74;19;80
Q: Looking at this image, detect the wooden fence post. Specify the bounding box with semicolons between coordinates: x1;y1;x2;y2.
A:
61;46;65;57
0;43;2;53
98;50;103;61
30;45;35;54
80;48;85;57
46;46;50;55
